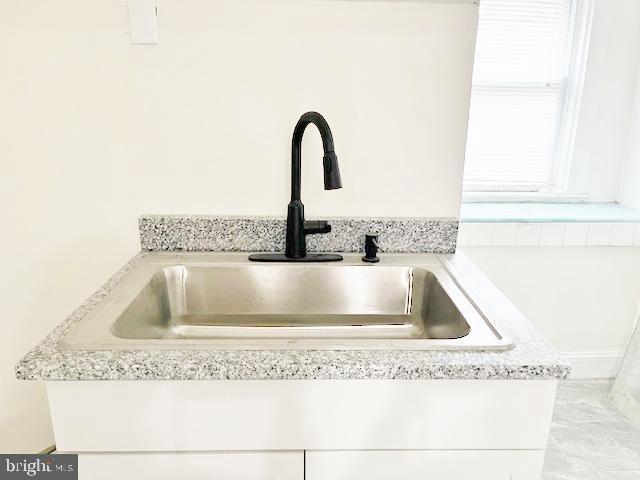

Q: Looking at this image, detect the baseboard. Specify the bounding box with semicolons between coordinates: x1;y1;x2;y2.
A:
563;351;623;379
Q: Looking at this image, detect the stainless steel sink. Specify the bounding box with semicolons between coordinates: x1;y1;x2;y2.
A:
60;253;514;351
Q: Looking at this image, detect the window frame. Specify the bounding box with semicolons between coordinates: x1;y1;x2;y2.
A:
463;0;595;200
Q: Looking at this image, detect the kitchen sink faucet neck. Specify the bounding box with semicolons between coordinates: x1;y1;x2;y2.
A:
286;112;342;259
290;111;341;201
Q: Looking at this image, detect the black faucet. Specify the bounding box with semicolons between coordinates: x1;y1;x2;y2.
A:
249;112;343;262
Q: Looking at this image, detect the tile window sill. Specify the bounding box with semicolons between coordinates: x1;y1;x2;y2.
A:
458;203;640;247
460;202;640;224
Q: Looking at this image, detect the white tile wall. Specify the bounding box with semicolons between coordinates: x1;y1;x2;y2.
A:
610;223;636;246
539;223;565;246
492;223;517;246
467;223;494;246
563;223;589;246
586;223;613;246
458;222;640;247
515;223;541;246
457;223;471;246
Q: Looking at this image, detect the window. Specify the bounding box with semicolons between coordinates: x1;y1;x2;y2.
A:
463;0;580;193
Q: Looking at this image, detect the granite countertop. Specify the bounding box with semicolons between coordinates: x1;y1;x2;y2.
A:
15;215;570;381
15;259;570;381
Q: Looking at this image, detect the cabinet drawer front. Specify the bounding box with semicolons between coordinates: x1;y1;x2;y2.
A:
305;450;544;480
48;380;556;451
62;451;303;480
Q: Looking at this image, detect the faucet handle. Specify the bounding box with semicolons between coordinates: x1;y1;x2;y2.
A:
304;220;332;235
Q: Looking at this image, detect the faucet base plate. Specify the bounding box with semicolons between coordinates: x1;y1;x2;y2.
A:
248;253;343;263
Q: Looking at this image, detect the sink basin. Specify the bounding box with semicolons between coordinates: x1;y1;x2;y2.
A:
111;265;469;340
60;253;513;351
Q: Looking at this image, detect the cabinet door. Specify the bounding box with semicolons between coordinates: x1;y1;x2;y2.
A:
305;450;544;480
71;451;303;480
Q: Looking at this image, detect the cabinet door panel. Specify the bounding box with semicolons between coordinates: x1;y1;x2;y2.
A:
305;450;544;480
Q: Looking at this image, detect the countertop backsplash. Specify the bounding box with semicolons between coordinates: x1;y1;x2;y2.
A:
139;215;459;254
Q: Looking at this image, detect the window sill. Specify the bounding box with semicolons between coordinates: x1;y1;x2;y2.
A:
458;203;640;247
462;191;589;203
460;202;640;223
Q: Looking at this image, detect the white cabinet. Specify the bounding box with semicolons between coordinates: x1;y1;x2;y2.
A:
47;380;556;451
305;450;545;480
68;449;544;480
47;379;556;480
69;451;303;480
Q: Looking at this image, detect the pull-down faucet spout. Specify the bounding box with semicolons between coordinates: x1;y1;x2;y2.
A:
290;112;342;202
249;112;343;263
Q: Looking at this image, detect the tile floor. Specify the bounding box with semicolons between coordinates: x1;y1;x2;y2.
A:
544;379;640;479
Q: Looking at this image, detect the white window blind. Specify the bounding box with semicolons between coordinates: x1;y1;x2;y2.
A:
464;0;574;190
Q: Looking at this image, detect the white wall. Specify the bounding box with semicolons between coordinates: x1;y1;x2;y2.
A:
1;0;476;219
568;0;640;201
462;246;640;377
618;45;640;209
0;0;477;452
